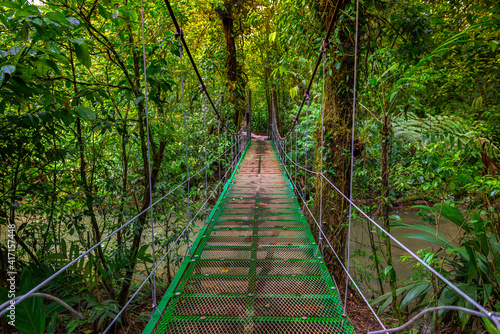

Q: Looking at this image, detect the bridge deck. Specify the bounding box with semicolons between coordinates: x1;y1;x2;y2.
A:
144;140;354;334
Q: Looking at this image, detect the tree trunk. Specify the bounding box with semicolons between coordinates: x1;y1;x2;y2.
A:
216;1;247;128
312;0;355;282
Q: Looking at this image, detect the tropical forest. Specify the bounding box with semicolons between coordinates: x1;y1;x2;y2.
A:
0;0;499;333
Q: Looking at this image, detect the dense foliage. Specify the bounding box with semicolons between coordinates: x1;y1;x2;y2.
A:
0;0;499;333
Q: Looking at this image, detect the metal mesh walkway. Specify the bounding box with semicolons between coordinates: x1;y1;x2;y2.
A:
144;140;355;334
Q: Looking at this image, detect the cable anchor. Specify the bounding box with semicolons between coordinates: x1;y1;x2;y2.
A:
174;27;183;39
320;38;332;53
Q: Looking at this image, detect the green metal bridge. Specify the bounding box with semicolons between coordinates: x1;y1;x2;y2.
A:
143;140;355;333
3;0;498;331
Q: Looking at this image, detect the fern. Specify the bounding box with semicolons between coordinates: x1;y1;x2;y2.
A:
393;112;499;158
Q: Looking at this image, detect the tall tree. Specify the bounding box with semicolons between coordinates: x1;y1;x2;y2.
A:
215;0;248;127
312;0;357;282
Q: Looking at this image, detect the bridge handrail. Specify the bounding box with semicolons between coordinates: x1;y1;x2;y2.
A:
0;138;247;318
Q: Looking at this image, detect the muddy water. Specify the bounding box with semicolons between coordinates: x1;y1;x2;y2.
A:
0;212;204;283
4;208;462;292
348;209;461;293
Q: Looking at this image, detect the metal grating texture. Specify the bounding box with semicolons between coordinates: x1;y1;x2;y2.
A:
150;140;355;334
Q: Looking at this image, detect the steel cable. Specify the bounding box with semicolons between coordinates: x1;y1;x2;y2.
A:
368;307;498;334
0;140;240;319
273;128;387;332
344;0;360;316
179;34;191;254
103;149;244;333
275;0;342;139
138;0;158;312
318;51;326;258
161;0;242;135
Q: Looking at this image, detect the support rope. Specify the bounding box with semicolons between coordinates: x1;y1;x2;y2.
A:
141;0;157;312
0;139;240;319
139;0;158;313
369;307;499;334
102;149;244;333
344;0;360;316
318;51;326;258
304;94;310;211
179;32;191;254
279;0;342;139
203;92;208;221
161;0;242;135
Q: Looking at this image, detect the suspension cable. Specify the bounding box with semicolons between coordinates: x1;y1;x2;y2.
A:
0;140;239;319
276;145;387;332
203;90;208;221
218;114;221;196
318;51;326;258
277;0;342;139
139;0;158;313
368;307;500;334
162;0;241;135
178;32;191;254
344;0;360;316
304;95;310;212
102;149;244;333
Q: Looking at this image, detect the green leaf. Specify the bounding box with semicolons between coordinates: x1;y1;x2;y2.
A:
134;96;144;105
434;203;467;231
20;113;39;128
74;41;91;69
15;270;45;334
67;17;80;26
1;65;15;75
45;12;69;26
83;258;92;279
483;318;500;334
0;1;21;9
438;286;460;313
394;221;457;250
43;59;61;75
372;286;407;314
384;265;393;276
75;106;96;121
21;20;29;41
47;253;67;260
464;245;477;283
400;283;431;310
269;32;277;43
389;214;402;222
412;205;433;212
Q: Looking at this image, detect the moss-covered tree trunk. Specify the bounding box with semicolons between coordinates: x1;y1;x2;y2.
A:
312;0;355;282
216;1;247;128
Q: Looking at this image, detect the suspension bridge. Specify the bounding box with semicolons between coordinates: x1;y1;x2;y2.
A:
1;0;500;333
143;140;354;333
